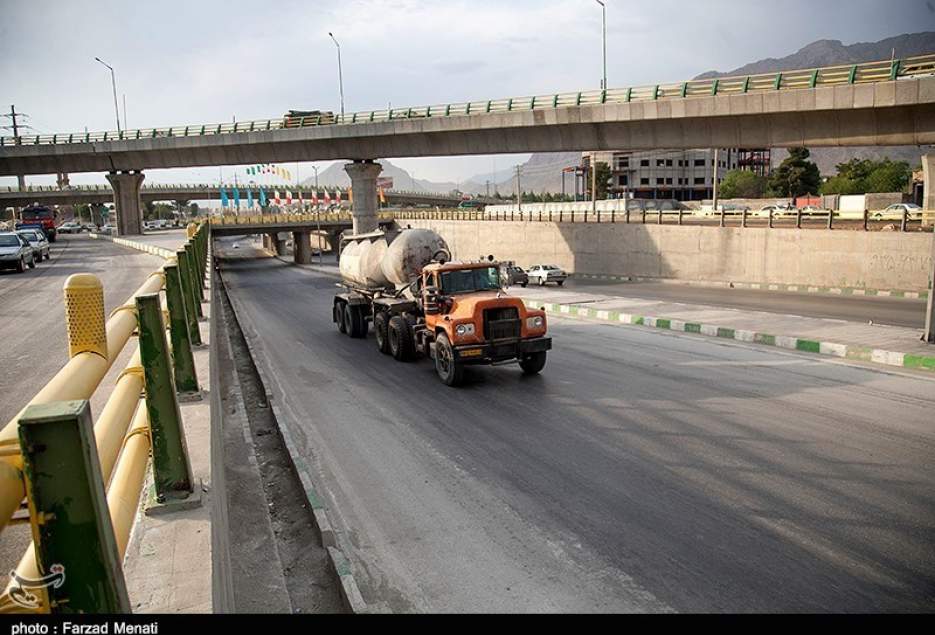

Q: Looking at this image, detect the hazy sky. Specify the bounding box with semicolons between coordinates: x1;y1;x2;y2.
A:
1;0;932;188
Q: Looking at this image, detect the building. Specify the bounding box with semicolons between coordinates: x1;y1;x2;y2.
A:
582;149;742;201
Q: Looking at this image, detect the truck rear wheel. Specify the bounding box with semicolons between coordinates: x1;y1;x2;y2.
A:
519;351;547;375
344;303;367;338
434;333;464;386
334;301;347;334
388;315;415;361
374;311;391;354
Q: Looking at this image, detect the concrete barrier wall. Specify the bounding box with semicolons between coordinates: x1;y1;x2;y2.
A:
405;219;935;292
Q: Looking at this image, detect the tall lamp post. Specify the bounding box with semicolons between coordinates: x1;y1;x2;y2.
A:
328;32;345;119
94;57;121;133
595;0;606;90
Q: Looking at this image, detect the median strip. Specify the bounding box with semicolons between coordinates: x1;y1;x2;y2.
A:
525;299;935;373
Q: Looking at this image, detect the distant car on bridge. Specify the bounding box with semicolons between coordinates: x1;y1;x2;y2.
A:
282;110;336;128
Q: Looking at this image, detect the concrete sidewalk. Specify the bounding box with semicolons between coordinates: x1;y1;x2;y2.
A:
513;285;935;372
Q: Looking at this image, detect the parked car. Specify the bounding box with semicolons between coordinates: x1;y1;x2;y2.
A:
58;221;83;234
502;264;529;287
0;232;36;272
527;264;567;286
17;228;50;262
874;203;923;221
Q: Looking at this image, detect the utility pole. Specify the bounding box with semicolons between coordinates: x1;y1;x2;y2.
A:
485;180;490;197
712;148;720;213
925;232;935;344
596;0;607;90
591;155;598;215
515;165;522;216
2;105;29;189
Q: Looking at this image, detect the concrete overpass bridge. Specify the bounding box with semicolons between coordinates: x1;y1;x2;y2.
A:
207;212;396;263
2;54;934;235
0;183;486;209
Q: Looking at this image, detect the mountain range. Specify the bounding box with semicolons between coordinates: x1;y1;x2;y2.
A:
307;32;935;194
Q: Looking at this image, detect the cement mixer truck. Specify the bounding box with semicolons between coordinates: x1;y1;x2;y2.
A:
333;227;552;386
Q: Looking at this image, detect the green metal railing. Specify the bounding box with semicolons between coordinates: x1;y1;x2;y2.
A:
2;54;933;147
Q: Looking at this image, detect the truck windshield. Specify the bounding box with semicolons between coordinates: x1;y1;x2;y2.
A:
440;267;501;294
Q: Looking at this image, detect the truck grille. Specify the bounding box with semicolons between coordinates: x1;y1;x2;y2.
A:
484;307;520;341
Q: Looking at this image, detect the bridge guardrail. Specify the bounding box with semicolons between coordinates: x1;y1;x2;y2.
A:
3;54;933;147
393;207;934;232
0;223;209;613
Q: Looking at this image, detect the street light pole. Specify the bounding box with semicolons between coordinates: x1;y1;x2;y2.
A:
94;57;121;133
312;165;320;188
328;32;345;119
596;0;606;90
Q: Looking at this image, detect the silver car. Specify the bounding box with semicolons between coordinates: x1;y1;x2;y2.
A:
0;232;36;273
18;229;51;262
527;264;567;286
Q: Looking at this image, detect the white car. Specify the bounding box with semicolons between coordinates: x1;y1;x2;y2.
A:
527;264;567;286
874;203;923;221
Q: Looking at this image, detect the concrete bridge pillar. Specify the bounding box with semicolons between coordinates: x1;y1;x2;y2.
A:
106;170;144;236
293;231;312;264
344;160;382;235
274;233;288;256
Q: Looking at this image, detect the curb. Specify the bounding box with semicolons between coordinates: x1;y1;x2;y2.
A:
89;233;177;259
215;267;370;614
570;274;929;301
526;298;935;373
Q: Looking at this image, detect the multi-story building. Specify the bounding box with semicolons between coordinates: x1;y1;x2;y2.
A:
582;149;741;201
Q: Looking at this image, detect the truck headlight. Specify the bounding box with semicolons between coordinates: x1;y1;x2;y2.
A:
455;323;475;337
526;316;544;329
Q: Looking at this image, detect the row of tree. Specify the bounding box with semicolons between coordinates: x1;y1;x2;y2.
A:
718;148;914;199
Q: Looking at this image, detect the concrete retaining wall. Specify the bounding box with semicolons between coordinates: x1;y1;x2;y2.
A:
405;219;935;292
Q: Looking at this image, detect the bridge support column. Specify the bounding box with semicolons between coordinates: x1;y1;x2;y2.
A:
105;171;145;236
274;233;288;256
293;231;312;264
344;160;382;234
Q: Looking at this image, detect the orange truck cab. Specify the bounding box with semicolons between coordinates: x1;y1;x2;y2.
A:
418;261;551;385
334;259;551;386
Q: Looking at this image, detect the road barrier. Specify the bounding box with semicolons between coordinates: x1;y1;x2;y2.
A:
0;223;209;613
3;54;933;146
393;208;934;232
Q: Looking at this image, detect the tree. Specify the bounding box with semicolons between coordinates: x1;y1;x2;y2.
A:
593;161;612;199
718;170;769;199
767;147;821;197
188;202;200;217
820;157;912;194
173;199;190;219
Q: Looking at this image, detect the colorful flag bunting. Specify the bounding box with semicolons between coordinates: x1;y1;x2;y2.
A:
220;188;229;208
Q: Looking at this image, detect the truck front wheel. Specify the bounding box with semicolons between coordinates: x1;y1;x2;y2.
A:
519;351;547;375
388;315;415;361
434;332;464;386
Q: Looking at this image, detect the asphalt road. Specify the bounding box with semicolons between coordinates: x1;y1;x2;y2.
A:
557;278;927;329
0;233;164;574
217;240;935;613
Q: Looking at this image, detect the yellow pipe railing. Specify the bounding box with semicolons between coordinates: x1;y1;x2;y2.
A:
0;222;209;612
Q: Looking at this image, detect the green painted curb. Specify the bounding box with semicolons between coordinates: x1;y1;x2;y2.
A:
526;297;935;373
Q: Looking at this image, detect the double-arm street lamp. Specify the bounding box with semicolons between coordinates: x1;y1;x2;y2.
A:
94;57;121;133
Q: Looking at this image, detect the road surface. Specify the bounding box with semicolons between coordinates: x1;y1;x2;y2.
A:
0;233;164;573
217;240;935;613
543;278;927;329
